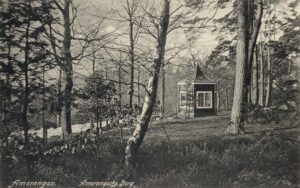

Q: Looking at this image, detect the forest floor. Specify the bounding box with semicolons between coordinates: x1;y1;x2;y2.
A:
6;111;299;188
99;110;300;187
104;110;300;144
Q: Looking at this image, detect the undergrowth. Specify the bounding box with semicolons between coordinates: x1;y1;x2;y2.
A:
1;133;299;188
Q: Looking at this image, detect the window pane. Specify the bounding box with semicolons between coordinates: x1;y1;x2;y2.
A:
198;93;204;107
205;92;212;107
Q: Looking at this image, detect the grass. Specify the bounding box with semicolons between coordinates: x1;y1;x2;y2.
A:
2;113;300;188
135;134;299;188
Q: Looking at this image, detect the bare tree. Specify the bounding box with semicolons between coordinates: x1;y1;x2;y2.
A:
126;0;139;109
125;0;170;167
49;0;108;136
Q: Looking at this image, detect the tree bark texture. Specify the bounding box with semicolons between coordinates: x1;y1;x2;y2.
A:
245;0;263;110
125;0;170;167
128;16;135;109
62;0;73;134
227;0;249;134
161;66;165;118
137;63;141;106
42;69;47;145
251;47;259;106
56;69;62;128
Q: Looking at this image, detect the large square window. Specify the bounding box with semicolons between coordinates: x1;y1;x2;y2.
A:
196;91;212;109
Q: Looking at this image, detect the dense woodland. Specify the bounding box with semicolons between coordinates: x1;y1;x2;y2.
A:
0;0;299;187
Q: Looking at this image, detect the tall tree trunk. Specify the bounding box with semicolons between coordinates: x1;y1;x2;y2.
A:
217;90;221;111
42;69;47;145
125;0;170;167
246;0;263;109
137;63;141;106
251;47;259;106
161;65;165;118
265;0;272;107
56;69;62;129
96;112;99;136
23;12;31;147
90;48;96;129
63;0;73;134
92;47;96;74
227;0;249;134
118;62;122;106
225;88;229;110
258;42;265;107
128;16;135;109
23;2;33;179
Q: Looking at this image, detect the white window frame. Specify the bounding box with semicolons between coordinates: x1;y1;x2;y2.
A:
196;91;213;109
179;91;187;107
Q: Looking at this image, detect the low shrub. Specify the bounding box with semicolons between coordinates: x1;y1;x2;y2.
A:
1;132;299;187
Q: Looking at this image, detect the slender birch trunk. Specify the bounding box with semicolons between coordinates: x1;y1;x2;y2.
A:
227;0;249;134
265;0;272;107
128;13;135;109
125;0;170;167
259;42;265;107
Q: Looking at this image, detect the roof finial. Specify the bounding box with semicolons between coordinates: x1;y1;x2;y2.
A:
195;64;205;80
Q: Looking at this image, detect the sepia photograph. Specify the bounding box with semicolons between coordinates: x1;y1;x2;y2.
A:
0;0;299;187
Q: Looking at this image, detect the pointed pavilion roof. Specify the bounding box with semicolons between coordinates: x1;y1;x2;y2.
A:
194;65;216;84
178;65;216;85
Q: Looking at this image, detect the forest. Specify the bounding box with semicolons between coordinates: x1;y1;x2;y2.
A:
0;0;299;187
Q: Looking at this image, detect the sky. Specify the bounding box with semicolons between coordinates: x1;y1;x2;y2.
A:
69;0;234;76
46;0;300;81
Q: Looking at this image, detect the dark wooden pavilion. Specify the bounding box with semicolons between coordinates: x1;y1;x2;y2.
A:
177;65;217;117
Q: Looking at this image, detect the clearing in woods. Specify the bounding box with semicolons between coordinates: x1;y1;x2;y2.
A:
104;111;300;143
